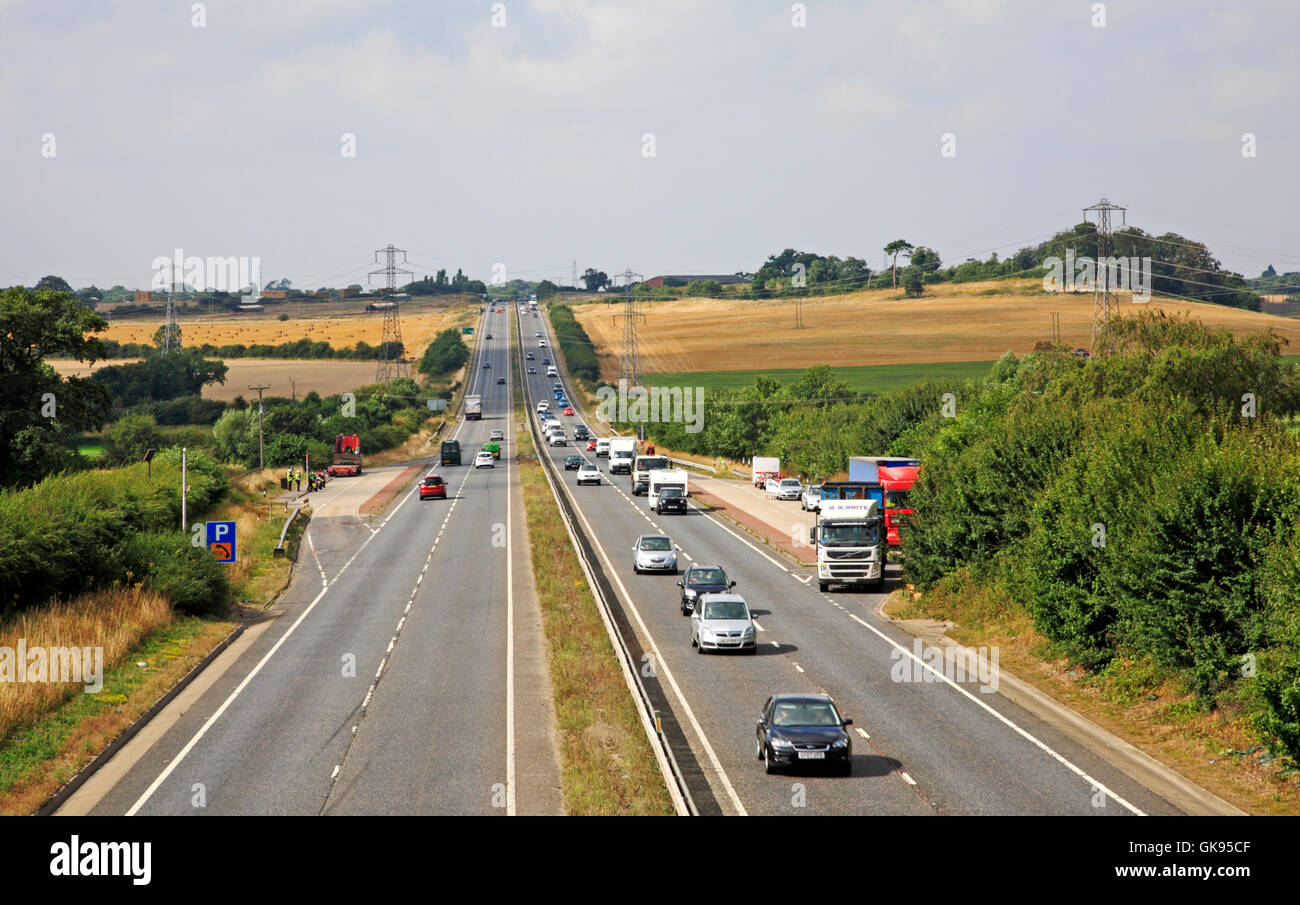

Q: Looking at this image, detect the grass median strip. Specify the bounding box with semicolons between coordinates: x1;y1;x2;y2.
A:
513;325;674;815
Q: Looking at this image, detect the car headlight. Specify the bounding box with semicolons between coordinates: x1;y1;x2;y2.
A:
699;629;714;640
832;736;849;748
770;737;794;750
743;626;755;637
684;589;697;598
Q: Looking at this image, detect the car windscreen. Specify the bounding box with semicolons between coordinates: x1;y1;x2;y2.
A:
688;569;726;586
819;522;880;546
659;488;684;498
639;537;671;551
780;479;800;487
772;701;841;727
422;477;442;485
702;600;748;620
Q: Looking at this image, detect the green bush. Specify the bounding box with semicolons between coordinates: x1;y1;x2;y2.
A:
120;531;231;616
418;328;470;377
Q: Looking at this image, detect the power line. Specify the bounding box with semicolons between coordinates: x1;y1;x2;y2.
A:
1083;198;1127;352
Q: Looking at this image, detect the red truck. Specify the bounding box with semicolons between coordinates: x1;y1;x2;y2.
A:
329;434;362;477
848;457;919;547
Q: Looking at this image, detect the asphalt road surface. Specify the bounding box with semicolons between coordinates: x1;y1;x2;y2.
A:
83;306;561;815
518;303;1186;817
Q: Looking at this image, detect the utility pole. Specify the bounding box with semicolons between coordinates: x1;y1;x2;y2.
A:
249;384;270;471
181;447;188;533
1050;311;1061;347
613;296;646;387
1084;197;1127;352
369;244;413;382
794;295;804;329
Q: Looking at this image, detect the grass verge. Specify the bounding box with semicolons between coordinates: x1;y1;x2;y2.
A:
513;313;674;815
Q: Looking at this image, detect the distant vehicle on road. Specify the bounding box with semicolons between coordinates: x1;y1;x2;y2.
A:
577;464;602;485
536;401;549;413
564;454;583;470
691;594;756;654
677;565;735;615
328;433;362;477
485;333;492;339
482;361;491;368
489;429;505;441
440;439;461;466
752;456;781;487
474;451;495;468
465;395;482;420
527;366;536;374
649;469;688;509
756;693;852;775
526;352;534;360
770;477;802;500
609;437;638;475
632;534;679;574
496;376;505;385
419;475;447;500
573;425;589;441
484;441;501;459
586;439;597;451
800;483;822;511
810;499;884;592
655;486;688;515
563;406;575;416
595;438;610;457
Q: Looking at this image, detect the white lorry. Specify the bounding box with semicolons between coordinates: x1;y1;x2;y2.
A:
752;456;780;487
808;499;885;593
631;454;671;495
608;437;638;475
648;469;689;508
465;395;483;421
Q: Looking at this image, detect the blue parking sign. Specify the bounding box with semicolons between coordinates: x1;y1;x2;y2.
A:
207;520;237;563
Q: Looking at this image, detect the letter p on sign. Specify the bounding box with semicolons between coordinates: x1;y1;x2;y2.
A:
207;520;237;563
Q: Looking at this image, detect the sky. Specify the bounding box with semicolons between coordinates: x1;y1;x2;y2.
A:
1;0;1297;291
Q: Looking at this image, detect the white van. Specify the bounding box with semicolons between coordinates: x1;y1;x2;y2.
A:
546;366;558;377
595;438;610;458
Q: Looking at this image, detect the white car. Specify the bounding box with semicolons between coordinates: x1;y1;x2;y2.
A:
536;401;550;413
539;339;547;347
474;451;495;468
691;593;757;654
576;464;601;485
595;438;610;457
800;483;822;511
548;431;567;447
489;429;505;441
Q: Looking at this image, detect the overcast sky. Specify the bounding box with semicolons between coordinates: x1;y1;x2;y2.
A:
2;0;1296;290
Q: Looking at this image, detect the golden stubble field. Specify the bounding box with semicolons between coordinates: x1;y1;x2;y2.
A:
48;298;480;402
100;296;474;354
573;280;1300;376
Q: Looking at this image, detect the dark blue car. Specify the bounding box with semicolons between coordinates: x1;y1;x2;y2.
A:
756;693;853;775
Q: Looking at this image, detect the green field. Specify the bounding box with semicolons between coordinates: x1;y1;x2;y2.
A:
76;441;105;458
644;360;998;394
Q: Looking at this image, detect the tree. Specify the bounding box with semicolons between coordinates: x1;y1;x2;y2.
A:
152;323;181;348
904;270;925;298
418;329;469;377
536;280;559;298
884;240;915;288
582;268;611;291
35;275;73;293
911;247;942;273
103;412;163;465
0;286;113;486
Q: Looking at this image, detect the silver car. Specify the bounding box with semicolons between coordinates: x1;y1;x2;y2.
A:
632;535;678;574
691;593;756;654
775;477;803;501
800;483;822;511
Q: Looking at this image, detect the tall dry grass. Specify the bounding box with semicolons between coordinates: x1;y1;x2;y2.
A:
0;584;172;743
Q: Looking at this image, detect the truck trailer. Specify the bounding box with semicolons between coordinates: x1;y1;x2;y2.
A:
609;437;638;475
751;456;780;487
465;395;483;420
848;457;920;546
328;434;362;477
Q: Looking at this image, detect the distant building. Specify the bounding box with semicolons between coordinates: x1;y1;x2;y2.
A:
340;287;361;298
133;290;161;303
642;274;750;289
261;289;289;299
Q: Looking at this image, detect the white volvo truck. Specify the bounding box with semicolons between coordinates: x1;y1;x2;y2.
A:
809;499;885;592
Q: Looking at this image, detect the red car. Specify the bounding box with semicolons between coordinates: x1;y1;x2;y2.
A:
419;475;447;500
587;439;597;451
563;406;575;416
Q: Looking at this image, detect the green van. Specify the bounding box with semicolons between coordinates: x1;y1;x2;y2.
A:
440;439;462;466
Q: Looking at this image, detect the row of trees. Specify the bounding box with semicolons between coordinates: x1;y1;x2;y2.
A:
94;336;403;361
548;305;599;382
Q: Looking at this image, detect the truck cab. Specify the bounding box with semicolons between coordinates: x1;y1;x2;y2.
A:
631;454;670;495
809;499;884;592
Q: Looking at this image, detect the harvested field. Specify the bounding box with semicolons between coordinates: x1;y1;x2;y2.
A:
48;358;394;402
572;280;1300;378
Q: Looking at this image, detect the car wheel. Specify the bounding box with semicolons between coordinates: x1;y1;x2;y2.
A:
756;735;764;760
819;581;829;592
764;745;777;775
696;639;705;655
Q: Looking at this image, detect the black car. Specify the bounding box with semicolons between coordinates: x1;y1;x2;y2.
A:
677;564;735;615
526;352;534;360
573;425;589;441
564;454;583;470
756;694;853;776
485;333;493;339
542;358;550;365
496;376;505;384
655;486;688;515
528;367;536;374
482;361;491;368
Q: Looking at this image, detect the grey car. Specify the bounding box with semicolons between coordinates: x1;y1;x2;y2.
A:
690;593;756;654
632;535;679;574
774;477;803;501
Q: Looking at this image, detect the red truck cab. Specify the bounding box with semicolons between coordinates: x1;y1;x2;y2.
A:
329;434;362;477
